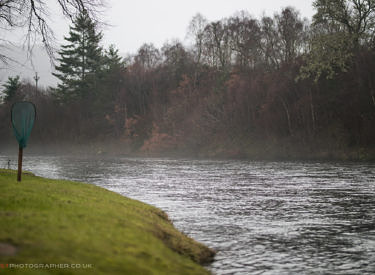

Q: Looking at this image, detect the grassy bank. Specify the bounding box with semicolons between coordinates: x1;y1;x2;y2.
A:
0;169;214;274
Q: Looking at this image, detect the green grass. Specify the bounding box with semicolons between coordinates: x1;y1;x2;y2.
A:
0;169;214;274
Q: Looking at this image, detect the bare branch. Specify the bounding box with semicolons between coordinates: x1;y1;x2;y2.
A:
0;0;106;66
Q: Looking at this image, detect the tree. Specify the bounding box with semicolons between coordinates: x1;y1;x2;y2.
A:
96;45;127;136
260;16;282;69
53;9;103;102
162;40;193;84
275;7;308;64
313;0;375;44
202;20;232;69
1;75;21;103
134;43;161;70
299;30;355;81
227;12;262;69
299;1;365;82
187;13;208;64
0;0;104;64
103;45;125;72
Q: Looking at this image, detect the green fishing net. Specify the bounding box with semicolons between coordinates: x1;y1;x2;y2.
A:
11;101;36;148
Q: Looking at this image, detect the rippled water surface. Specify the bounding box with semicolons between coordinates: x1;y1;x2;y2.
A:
1;155;375;274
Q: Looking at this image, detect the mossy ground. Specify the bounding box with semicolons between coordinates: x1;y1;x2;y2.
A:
0;169;214;274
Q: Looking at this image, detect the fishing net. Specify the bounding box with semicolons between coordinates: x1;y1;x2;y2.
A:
11;102;36;148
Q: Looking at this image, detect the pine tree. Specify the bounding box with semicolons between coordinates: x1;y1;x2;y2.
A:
94;45;127;134
2;76;21;103
103;45;125;72
53;10;103;103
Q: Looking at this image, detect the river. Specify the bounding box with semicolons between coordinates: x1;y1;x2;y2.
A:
1;155;375;274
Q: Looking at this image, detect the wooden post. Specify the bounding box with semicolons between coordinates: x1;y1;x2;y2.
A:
17;146;23;182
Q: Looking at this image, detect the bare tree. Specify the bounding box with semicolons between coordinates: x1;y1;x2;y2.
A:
260;16;282;69
227;12;262;69
187;13;208;64
0;0;105;64
134;43;161;70
203;20;232;69
275;7;309;64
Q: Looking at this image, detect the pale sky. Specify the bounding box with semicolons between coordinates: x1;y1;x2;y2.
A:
54;0;315;54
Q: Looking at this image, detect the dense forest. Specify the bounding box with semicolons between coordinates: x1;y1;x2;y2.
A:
1;1;375;160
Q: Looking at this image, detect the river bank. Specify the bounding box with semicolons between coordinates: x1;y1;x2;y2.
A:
0;169;214;274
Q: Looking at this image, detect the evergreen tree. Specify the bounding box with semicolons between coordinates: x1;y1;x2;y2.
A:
2;76;21;103
103;45;125;72
53;10;103;103
94;45;127;135
100;45;126;98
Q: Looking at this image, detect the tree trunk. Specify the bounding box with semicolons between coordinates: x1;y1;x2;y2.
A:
280;96;292;136
310;87;316;134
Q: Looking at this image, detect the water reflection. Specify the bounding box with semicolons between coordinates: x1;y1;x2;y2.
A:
1;155;375;274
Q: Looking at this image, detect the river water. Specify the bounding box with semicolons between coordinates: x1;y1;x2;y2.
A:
1;155;375;274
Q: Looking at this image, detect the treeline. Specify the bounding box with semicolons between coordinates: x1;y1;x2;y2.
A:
1;1;375;160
